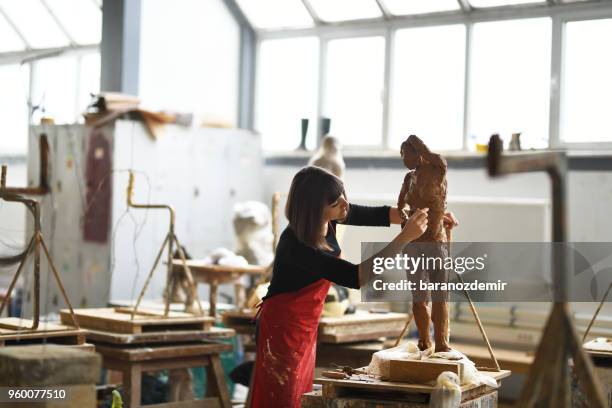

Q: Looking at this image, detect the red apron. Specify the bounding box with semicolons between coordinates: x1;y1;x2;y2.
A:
250;278;331;408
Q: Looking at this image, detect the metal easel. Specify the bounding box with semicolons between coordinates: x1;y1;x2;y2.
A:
126;171;204;318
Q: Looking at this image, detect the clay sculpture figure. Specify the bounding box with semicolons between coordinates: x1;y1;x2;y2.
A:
397;135;450;352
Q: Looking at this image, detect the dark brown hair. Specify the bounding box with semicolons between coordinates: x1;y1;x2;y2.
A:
285;166;346;251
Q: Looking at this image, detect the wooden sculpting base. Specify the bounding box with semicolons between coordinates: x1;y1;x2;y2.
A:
314;369;509;405
0;318;93;351
59;307;214;334
302;388;499;408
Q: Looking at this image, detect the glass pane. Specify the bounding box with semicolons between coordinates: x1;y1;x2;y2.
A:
31;56;78;124
236;0;313;29
0;12;26;52
325;36;385;146
0;64;30;155
562;19;612;143
468;18;551;150
309;0;381;22
468;0;544;7
384;0;460;15
390;25;465;151
140;0;240;125
44;0;102;44
0;0;69;48
256;37;319;151
78;52;101;118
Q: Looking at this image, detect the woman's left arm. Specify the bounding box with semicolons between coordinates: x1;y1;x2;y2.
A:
340;203;390;227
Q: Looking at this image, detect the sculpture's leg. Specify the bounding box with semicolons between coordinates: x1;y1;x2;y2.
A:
413;301;431;350
432;301;450;352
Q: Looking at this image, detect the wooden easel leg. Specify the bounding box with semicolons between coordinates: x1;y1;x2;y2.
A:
205;354;232;408
123;363;142;408
518;303;607;408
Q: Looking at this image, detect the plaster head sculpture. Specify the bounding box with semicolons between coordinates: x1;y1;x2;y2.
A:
308;135;346;180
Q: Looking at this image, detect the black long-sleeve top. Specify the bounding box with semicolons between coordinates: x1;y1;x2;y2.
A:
263;204;391;300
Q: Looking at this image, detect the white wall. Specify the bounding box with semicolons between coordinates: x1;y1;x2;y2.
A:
139;0;240;125
263;165;612;242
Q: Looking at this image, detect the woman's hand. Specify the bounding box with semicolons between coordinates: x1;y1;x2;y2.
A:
400;208;428;242
443;211;458;230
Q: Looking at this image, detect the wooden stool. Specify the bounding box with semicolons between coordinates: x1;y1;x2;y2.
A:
95;341;232;408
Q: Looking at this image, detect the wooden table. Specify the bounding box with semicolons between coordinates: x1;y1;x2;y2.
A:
172;260;267;317
446;342;534;374
95;341;233;408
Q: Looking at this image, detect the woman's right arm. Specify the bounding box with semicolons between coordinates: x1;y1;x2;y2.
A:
282;208;429;290
358;208;428;286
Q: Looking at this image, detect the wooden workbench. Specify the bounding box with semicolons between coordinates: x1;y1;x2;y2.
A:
96;341;232;408
171;260;267;317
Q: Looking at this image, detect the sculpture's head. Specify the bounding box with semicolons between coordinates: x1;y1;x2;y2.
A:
400;135;422;169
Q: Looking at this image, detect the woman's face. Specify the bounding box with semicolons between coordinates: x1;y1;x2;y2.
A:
323;194;349;222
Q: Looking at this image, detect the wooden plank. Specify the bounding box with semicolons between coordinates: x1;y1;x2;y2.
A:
316;369;510;398
0;319;88;346
95;342;233;362
387;359;462;383
318;312;407;344
319;329;403;344
319;312;408;327
145;399;221;408
450;342;533;374
302;389;499;408
172;260;267;276
85;327;235;345
60;308;213;334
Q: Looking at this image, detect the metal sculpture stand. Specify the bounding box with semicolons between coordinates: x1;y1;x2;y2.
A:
487;134;605;407
582;281;612;343
126;171;204;318
0;164;79;330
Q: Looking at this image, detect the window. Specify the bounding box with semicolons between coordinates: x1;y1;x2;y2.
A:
309;0;382;22
44;0;102;44
384;0;460;16
390;25;466;151
0;12;26;52
0;0;69;48
0;64;30;155
324;36;385;147
468;0;544;7
236;0;313;30
561;19;612;143
468;18;551;150
139;0;240;125
31;56;79;124
255;37;319;151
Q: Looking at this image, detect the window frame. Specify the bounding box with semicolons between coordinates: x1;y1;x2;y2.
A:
254;1;612;152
